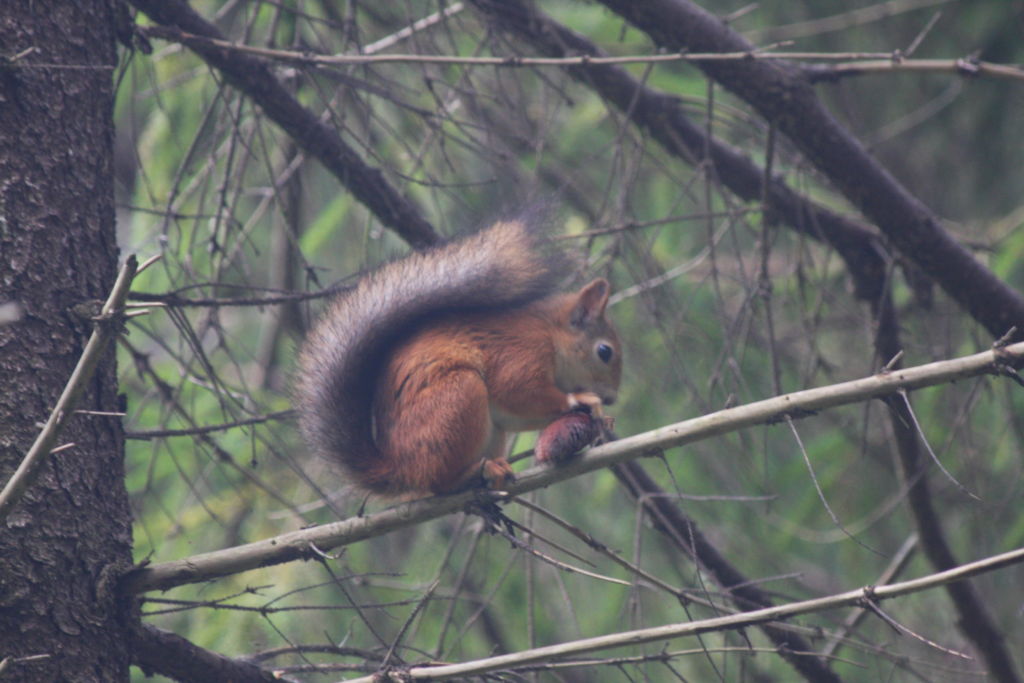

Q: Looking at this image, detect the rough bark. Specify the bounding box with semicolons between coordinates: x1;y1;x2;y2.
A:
0;2;135;681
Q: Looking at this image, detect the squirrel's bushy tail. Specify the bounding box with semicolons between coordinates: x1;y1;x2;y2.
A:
294;219;570;494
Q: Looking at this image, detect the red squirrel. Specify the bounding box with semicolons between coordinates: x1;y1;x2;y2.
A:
295;219;621;497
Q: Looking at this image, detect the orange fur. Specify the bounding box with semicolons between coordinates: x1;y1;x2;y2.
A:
368;283;621;494
295;220;622;498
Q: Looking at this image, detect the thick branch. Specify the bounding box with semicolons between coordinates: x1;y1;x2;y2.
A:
122;341;1024;594
131;623;293;683
128;0;439;249
594;0;1024;342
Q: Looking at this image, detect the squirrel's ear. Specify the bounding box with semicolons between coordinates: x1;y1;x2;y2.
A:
570;278;611;326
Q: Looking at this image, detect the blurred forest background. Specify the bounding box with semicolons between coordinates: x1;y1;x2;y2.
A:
91;0;1024;679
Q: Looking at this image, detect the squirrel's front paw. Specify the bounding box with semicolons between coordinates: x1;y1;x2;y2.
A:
482;457;515;490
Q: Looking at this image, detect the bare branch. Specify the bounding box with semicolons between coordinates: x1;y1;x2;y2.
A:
133;25;1024;84
124;410;294;441
806;57;1024;84
131;623;296;683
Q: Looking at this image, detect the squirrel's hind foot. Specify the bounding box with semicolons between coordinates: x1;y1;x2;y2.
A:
482;456;515;490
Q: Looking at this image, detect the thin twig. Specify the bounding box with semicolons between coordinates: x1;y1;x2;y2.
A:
893;390;980;501
785;416;881;555
743;0;956;43
125;410;294;440
512;498;685;598
361;3;465;55
379;580;438;670
128;283;347;307
862;594;972;659
903;11;942;57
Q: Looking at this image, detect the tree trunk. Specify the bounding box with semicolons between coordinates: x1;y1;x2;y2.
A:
0;2;134;681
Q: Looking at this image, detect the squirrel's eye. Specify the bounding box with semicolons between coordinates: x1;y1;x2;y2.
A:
596;342;614;363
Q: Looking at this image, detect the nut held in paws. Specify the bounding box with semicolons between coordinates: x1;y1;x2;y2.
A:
535;411;601;464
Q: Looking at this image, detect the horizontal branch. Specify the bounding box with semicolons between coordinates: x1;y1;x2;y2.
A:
135;26;1024;82
343;545;1024;681
121;341;1024;594
807;57;1024;84
138;25;889;64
